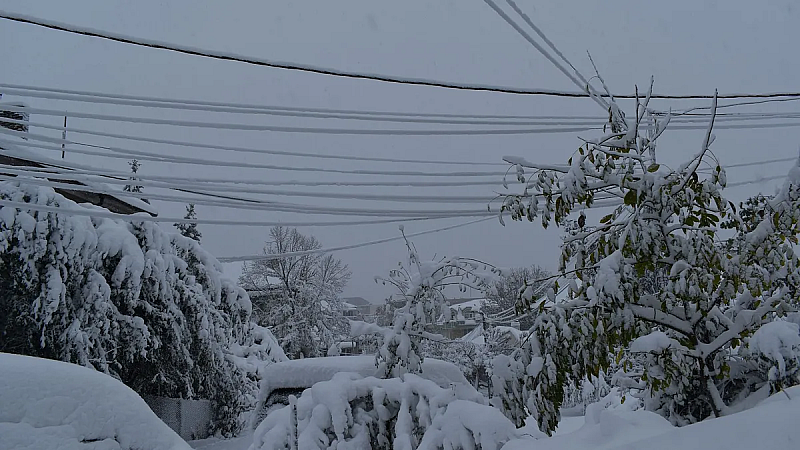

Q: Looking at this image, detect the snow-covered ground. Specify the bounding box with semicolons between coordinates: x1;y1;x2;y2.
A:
189;434;252;450
191;386;800;450
504;386;800;450
0;353;191;450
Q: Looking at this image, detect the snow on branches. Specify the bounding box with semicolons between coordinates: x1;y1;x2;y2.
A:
497;80;800;431
373;230;503;378
251;372;516;450
0;181;252;434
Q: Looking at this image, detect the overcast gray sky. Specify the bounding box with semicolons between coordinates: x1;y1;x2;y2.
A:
2;0;799;302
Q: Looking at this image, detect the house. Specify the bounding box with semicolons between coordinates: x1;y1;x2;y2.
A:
341;296;382;323
0;102;157;216
431;298;488;340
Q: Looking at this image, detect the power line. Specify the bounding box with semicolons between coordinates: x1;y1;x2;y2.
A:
216;217;496;262
2;11;800;100
0;196;470;227
6;103;798;133
2;105;605;136
0;158;508;188
8;83;800;122
0;174;501;218
0;164;513;204
0;134;513;177
0;114;511;167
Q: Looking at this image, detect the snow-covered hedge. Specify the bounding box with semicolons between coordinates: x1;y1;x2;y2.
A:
251;372;517;450
0;182;252;434
0;352;191;450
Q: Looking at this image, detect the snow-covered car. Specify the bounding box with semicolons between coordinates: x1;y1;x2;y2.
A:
251;355;477;427
0;353;191;450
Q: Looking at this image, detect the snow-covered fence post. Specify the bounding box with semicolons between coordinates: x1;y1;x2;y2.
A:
288;394;298;450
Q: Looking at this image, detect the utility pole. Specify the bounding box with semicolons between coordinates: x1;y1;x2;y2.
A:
61;115;67;158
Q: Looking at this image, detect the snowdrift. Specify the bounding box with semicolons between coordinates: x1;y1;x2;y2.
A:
503;386;800;450
0;352;191;450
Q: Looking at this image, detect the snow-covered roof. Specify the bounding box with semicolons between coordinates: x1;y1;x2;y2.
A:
0;140;158;216
0;353;190;450
341;296;371;307
448;299;485;311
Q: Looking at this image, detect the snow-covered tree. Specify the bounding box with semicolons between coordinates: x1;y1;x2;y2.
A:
174;203;201;243
374;229;502;378
494;81;800;432
239;226;351;359
122;159;148;203
484;265;551;330
0;181;251;434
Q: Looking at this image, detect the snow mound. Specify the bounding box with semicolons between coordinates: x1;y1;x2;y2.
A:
0;353;191;450
503;386;800;450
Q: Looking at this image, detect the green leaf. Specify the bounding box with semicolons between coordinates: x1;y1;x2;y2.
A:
600;214;613;224
624;190;637;206
647;164;660;172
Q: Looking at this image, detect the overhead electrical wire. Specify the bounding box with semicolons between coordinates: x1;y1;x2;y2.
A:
0;197;473;227
0;133;513;177
216;217;497;262
0;116;510;167
0;175;503;218
0;159;509;188
4;103;799;132
2;11;800;100
0;165;514;204
6;84;800;123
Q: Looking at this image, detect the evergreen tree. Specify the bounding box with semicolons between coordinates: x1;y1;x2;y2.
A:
174;203;202;243
0;181;251;434
123;159;149;204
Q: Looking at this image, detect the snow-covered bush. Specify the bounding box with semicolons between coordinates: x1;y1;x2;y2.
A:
0;182;252;434
226;324;288;428
374;231;502;378
495;80;800;431
251;372;517;450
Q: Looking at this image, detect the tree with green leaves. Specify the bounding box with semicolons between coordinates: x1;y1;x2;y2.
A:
492;80;800;433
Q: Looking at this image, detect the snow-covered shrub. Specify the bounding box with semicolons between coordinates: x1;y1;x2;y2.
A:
226;324;288;428
495;80;800;431
251;372;517;450
374;231;501;378
742;321;800;393
0;182;252;434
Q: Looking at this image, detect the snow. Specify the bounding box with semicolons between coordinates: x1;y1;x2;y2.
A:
629;331;673;353
251;372;508;450
190;434;252;450
503;386;800;450
0;140;158;216
0;353;191;450
746;321;800;377
448;298;485;311
252;355;477;425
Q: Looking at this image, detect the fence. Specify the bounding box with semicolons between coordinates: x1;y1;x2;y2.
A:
143;395;213;441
